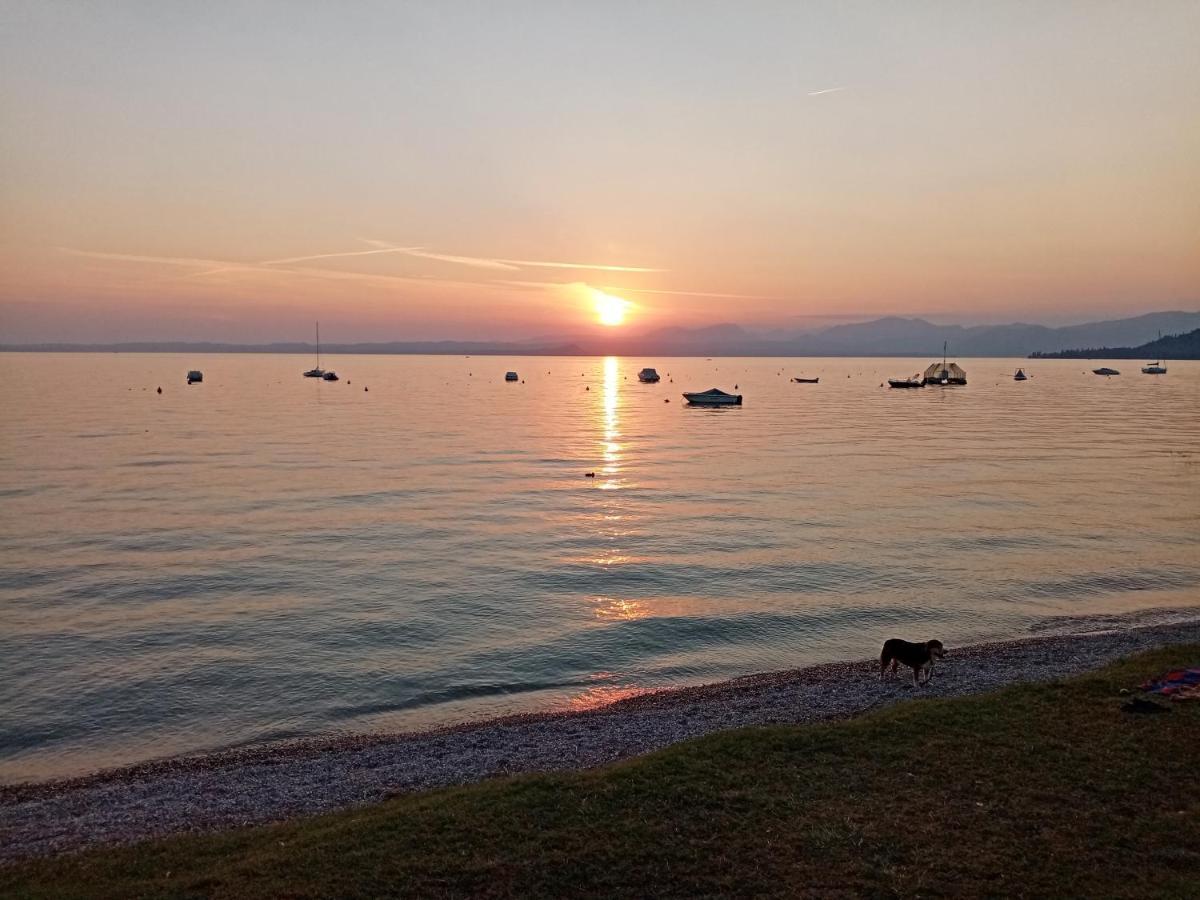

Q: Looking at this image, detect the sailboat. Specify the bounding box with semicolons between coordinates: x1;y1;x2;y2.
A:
303;322;325;377
1142;332;1167;374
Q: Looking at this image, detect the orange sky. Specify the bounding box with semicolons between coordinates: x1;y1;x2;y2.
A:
1;2;1198;342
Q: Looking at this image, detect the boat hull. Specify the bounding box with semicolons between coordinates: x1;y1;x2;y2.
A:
683;392;742;406
791;378;819;383
888;380;922;389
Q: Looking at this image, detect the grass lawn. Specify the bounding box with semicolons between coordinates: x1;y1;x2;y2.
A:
4;645;1199;899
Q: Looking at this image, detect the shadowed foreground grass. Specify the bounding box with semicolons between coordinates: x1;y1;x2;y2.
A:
4;645;1199;899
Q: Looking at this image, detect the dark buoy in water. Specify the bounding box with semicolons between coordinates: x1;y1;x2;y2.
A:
364;386;369;392
664;398;670;403
585;386;590;391
734;384;738;389
584;472;595;478
156;387;162;394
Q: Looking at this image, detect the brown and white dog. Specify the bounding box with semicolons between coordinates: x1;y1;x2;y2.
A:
880;638;946;687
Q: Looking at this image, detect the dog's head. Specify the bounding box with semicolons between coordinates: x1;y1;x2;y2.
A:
926;639;946;659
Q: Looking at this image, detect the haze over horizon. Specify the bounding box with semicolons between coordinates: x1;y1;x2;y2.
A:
3;2;1198;343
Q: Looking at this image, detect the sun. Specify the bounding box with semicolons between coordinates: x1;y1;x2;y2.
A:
592;289;630;327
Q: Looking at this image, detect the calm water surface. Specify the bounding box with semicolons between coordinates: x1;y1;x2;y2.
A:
1;353;1198;780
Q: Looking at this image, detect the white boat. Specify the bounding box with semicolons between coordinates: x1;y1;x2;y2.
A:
1014;368;1028;381
303;322;325;377
637;367;660;383
322;371;339;382
682;387;742;406
186;370;203;384
1142;331;1167;373
505;371;519;382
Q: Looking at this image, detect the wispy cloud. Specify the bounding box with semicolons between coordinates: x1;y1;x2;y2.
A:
596;284;783;301
57;247;509;292
500;279;782;302
362;239;664;273
59;248;243;269
260;247;423;266
807;86;848;96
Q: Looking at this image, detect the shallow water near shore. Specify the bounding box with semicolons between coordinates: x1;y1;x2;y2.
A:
1;352;1198;781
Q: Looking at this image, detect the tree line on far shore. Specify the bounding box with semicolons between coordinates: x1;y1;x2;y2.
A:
1030;327;1199;360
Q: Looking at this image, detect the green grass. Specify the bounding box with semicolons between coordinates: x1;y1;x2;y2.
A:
4;646;1199;899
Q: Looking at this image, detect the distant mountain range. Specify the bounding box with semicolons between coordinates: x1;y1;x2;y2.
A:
5;310;1198;359
1031;327;1200;360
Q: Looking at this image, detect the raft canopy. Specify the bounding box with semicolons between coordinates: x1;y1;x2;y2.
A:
922;362;966;381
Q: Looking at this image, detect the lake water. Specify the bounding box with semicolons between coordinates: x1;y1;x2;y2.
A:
1;352;1197;781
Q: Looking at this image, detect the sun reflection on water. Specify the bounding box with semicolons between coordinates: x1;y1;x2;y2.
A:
589;595;650;620
601;356;621;488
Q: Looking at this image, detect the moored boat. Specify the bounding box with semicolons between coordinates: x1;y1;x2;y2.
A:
637;367;661;383
922;343;966;385
303;321;325;378
1142;362;1167;374
1093;367;1120;376
888;375;923;389
505;371;519;382
682;387;742;406
1014;368;1028;381
791;377;819;383
322;371;339;381
186;370;203;384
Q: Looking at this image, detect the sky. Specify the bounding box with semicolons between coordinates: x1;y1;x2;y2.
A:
2;1;1198;343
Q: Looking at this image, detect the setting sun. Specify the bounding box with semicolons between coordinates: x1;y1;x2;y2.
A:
592;290;630;327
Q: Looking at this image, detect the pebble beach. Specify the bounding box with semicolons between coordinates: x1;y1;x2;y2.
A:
3;608;1198;864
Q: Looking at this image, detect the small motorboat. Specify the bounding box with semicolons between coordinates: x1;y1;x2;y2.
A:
1093;367;1120;376
322;371;340;381
186;370;203;384
1014;369;1028;381
682;387;742;406
1142;361;1167;374
637;367;661;383
791;377;819;384
505;371;519;382
888;375;923;389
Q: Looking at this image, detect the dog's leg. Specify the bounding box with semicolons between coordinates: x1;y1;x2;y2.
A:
911;667;919;688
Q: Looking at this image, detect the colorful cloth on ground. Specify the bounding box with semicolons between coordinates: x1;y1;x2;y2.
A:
1140;667;1200;701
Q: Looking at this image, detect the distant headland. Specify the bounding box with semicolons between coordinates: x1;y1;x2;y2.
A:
1030;327;1200;360
3;310;1198;359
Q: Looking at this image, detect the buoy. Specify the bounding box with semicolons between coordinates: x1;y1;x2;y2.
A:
664;398;670;403
156;387;162;394
585;472;595;478
364;387;368;392
586;386;590;391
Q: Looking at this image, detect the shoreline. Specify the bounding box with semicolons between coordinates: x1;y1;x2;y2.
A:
3;608;1198;863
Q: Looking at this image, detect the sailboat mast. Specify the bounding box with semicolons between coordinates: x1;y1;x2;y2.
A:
316;321;321;369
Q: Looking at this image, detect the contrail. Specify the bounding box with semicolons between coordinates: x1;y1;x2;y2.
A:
259;247;423;266
363;239;664;273
807;87;847;96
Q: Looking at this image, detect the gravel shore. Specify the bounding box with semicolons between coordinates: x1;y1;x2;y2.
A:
3;609;1198;863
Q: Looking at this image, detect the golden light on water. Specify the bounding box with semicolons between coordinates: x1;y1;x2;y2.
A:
592;289;630;326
